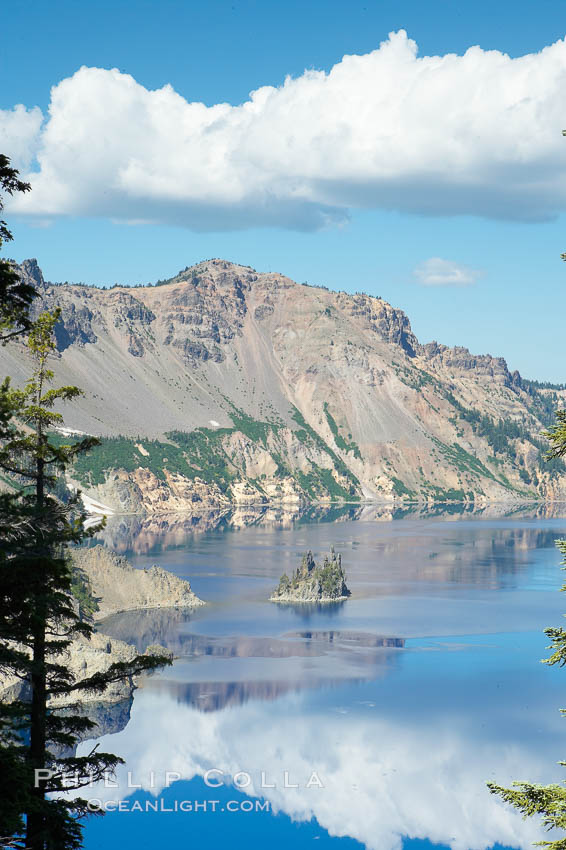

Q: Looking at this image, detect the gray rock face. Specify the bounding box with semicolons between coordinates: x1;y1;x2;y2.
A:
13;257;47;293
54;302;98;350
339;291;420;356
71;544;204;620
420;341;512;384
254;303;274;321
49;631;139;707
3;257;565;505
271;545;351;602
0;631;139;708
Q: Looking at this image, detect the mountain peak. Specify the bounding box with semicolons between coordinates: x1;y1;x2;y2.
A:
1;257;562;507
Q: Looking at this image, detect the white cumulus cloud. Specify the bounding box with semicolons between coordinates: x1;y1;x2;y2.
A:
0;105;43;172
413;257;482;286
3;30;566;230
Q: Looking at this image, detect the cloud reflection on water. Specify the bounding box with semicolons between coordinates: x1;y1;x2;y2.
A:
78;681;551;850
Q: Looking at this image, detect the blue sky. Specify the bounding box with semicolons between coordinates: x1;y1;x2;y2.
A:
1;0;566;382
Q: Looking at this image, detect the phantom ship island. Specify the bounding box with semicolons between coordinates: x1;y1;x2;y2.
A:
270;546;351;603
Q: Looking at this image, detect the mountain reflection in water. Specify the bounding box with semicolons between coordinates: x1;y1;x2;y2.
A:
91;501;566;555
79;510;566;850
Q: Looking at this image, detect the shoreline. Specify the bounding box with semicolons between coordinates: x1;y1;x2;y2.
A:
269;595;350;603
80;496;566;520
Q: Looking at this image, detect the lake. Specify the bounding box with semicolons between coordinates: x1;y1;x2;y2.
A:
79;505;566;850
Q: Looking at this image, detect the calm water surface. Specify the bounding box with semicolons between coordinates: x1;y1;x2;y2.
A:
79;509;566;850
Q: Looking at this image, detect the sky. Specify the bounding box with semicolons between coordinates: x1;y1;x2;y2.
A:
1;0;566;382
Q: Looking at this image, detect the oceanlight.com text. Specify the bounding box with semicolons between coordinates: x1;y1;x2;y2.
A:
86;799;272;813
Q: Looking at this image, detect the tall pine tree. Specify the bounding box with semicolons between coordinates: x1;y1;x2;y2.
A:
0;310;171;849
0;157;171;849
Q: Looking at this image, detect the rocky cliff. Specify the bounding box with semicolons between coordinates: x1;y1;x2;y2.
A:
2;258;564;509
71;544;204;620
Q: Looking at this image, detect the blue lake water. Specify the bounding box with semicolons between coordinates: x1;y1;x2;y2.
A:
79;509;566;850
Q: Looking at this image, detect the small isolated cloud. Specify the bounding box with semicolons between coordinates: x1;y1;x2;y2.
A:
413;257;482;286
4;30;566;231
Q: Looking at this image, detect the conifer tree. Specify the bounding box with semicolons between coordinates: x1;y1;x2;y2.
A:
0;155;170;848
0;310;171;849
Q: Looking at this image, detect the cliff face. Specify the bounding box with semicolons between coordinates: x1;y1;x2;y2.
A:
0;629;140;709
3;258;565;508
71;544;204;620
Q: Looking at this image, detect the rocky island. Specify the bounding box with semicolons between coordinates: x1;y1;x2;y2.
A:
270;545;351;602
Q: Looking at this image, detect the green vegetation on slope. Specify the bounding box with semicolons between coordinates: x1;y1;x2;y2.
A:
55;378;562;503
430;435;501;483
291;406;361;498
443;390;565;478
165;428;235;490
71;435;200;486
70;428;242;492
295;463;353;501
323;402;362;459
227;403;284;444
63;404;361;501
390;477;417;499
